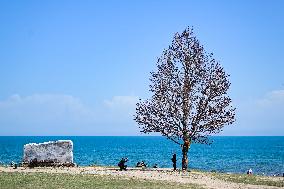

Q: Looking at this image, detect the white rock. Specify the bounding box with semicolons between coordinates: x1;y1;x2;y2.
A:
23;140;73;163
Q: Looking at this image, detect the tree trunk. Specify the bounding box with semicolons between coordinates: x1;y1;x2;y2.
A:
182;149;188;170
182;139;190;170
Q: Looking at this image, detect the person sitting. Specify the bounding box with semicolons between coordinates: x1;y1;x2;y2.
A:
10;161;15;167
136;161;142;167
140;161;147;168
118;157;128;171
247;168;253;175
136;161;147;168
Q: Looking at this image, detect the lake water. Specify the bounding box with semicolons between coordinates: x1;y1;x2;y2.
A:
0;136;283;175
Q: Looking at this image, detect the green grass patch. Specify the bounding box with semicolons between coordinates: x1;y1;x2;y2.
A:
209;172;284;187
0;172;203;189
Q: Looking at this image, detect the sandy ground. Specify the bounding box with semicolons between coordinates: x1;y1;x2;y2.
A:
0;166;283;189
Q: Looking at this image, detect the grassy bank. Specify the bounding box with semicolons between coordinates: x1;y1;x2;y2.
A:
209;172;284;187
0;172;203;189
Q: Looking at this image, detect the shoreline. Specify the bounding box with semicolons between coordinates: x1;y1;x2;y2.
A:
1;164;283;177
0;166;283;189
1;163;282;177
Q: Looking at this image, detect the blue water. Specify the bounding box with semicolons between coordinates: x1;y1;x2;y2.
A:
0;136;283;175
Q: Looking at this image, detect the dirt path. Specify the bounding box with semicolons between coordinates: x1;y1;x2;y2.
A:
0;166;282;189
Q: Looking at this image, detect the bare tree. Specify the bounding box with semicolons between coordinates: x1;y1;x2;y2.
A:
134;27;236;170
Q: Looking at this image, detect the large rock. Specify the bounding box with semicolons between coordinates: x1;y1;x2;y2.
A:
23;140;73;165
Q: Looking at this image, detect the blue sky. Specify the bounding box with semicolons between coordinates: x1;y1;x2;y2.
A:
0;0;283;136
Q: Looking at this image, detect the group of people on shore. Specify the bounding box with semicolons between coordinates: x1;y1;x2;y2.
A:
118;153;177;171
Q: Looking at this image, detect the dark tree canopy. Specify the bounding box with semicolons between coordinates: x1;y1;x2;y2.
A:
134;27;236;146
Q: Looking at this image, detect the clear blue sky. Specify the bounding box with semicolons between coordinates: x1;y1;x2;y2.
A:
0;0;283;136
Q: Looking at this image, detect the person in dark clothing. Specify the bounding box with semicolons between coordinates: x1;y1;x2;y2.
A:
141;161;147;168
136;161;141;167
118;157;128;171
171;154;177;171
136;161;147;168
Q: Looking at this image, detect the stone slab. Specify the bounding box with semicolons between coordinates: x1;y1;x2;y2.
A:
23;140;73;164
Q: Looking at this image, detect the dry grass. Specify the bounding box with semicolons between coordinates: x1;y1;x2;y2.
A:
209;172;284;187
0;172;203;189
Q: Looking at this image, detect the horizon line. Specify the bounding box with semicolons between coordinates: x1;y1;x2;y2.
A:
0;135;283;137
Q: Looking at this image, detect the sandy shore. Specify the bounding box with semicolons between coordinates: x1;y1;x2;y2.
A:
0;166;283;189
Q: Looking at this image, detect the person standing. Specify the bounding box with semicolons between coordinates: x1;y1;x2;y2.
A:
171;153;177;171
